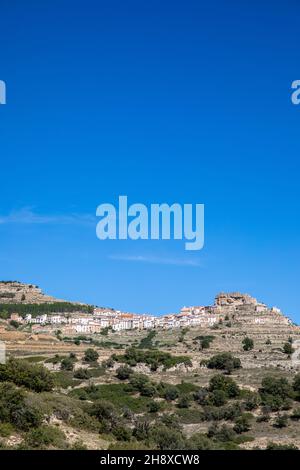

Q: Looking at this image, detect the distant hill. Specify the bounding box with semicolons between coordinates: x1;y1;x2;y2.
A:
0;281;67;304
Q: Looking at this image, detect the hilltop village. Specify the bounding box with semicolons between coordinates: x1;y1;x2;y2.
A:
4;287;293;336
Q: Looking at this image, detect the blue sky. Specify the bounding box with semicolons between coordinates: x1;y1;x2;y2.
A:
0;1;300;320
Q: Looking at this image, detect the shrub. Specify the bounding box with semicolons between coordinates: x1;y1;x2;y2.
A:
208;389;227;407
266;442;298;450
148;401;160;413
129;369;156;397
116;365;133;380
283;342;294;355
163;386;179;401
0;359;53;392
112;426;131;441
243;391;260;411
186;433;216;450
84;348;99;363
61;357;75;371
208;423;235;442
0;382;43;430
133;419;151;441
140;382;156;397
233;414;252;434
259;376;294;404
138;330;157;349
200;337;212;349
207;353;241;374
9;320;21;329
25;425;66;449
292;374;300;395
291;407;300;420
151;425;185;450
73;368;92;380
194;388;209;405
113;348;192;371
242;337;254;351
177;395;190;409
209;374;240;398
273;414;288;428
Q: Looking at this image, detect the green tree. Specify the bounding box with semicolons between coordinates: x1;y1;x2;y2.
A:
207;353;241;374
84;348;99;363
61;357;74;371
163;386;179;401
242;337;254;351
209;374;240;398
274;414;288;428
233;414;252;433
116;365;133;380
0;358;53;392
177;395;190;408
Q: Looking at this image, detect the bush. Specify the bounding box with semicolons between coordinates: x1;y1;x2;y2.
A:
207;353;241;374
209;374;240;398
233;414;252;434
242;337;254;351
283;342;294;355
0;359;53;392
61;357;75;371
73;368;92;380
25;425;66;449
0;382;43;430
208;389;227;407
138;330;157;349
113;348;192;371
84;348;99;363
186;433;216;450
151;425;185;450
163;386;179;401
259;376;294;403
148;401;160;413
243;391;260;411
292;374;300;396
273;414;289;428
116;365;133;381
129;374;156;396
266;442;298;450
291;407;300;420
208;423;235;442
177;395;191;409
112;426;131;441
140;382;156;397
133;419;151;441
200;338;211;349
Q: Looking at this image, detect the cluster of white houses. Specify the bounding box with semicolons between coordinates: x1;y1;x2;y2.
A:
9;293;291;334
9;305;221;334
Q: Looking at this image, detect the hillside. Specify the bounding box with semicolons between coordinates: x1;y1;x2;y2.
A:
0;288;300;450
0;281;67;304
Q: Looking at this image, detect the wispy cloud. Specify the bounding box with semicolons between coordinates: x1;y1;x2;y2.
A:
0;208;95;226
109;254;202;267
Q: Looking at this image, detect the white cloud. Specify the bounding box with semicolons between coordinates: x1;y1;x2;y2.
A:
108;254;202;267
0;208;95;225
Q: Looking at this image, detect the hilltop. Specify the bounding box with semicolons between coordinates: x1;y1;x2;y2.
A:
0;281;69;304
